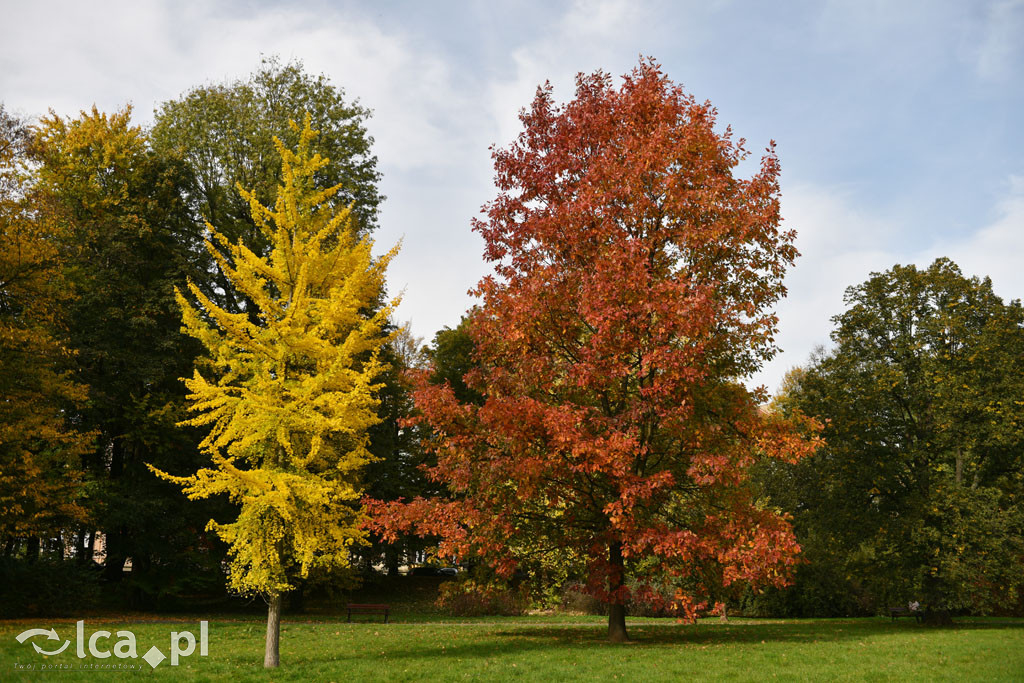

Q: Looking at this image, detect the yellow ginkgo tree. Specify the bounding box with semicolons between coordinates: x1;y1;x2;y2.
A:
150;116;398;668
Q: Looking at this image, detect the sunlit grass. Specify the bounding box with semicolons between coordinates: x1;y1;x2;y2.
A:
2;616;1022;680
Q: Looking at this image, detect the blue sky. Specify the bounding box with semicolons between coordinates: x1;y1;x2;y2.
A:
2;0;1022;393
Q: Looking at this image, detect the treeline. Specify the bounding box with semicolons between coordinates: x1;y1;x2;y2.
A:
0;59;445;614
751;259;1024;619
1;59;1021;621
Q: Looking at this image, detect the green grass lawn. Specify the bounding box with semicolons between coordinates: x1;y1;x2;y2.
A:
2;615;1022;681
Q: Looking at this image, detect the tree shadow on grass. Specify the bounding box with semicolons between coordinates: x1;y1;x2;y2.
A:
291;618;1024;666
490;620;892;647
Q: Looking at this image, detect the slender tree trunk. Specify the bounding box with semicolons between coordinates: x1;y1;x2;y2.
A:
102;530;126;582
386;545;399;577
265;593;282;668
25;536;40;563
607;541;629;642
955;446;963;486
75;530;88;565
102;440;127;581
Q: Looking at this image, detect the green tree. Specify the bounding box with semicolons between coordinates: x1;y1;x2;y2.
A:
152;118;397;668
427;315;484;406
154;63;408;587
152;57;382;283
356;325;437;577
767;259;1024;621
355;319;482;579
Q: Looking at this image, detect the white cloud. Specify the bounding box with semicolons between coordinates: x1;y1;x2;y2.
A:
917;175;1024;302
0;0;489;342
749;174;1024;396
389;0;666;341
2;0;1019;371
0;2;471;169
485;0;654;151
748;182;900;394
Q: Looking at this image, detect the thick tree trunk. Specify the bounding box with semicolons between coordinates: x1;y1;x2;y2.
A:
607;541;629;642
609;603;629;642
265;593;282;668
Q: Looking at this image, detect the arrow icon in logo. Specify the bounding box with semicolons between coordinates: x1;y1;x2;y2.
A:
16;627;70;655
16;628;59;643
33;639;70;656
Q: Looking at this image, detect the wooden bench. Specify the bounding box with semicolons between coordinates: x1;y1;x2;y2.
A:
346;603;390;623
889;607;923;623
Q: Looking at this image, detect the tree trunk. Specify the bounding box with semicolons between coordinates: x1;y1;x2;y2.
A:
75;530;88;565
609;603;629;642
265;593;282;668
607;541;629;642
386;545;400;577
101;530;126;582
85;530;96;564
101;440;127;581
25;536;40;563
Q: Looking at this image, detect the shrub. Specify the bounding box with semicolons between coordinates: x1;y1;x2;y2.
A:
436;579;529;616
739;562;874;618
560;584;605;615
0;558;100;618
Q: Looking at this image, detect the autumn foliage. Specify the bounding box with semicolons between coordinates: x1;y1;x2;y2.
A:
151;117;397;666
366;60;818;640
0;106;91;542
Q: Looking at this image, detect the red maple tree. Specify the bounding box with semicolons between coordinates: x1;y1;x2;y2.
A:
367;60;818;641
